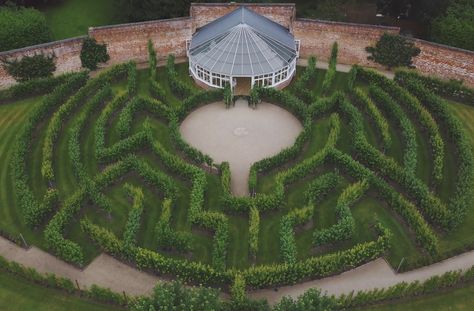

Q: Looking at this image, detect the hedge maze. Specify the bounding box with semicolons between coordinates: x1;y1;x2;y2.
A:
2;40;474;296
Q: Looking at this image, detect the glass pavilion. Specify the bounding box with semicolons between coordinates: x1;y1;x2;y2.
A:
187;6;300;91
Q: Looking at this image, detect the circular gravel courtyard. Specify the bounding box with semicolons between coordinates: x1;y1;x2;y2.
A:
180;99;302;196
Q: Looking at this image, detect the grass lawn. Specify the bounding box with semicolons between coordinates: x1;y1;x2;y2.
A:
41;0;122;40
0;272;120;311
363;283;474;311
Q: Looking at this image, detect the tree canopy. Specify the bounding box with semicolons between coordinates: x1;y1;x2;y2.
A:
0;5;52;52
431;0;474;51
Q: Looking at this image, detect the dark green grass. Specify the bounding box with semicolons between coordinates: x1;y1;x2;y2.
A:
41;0;121;40
0;271;120;311
362;282;474;311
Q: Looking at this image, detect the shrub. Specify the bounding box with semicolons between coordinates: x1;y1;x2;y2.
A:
148;39;157;80
366;33;420;69
2;53;56;82
80;37;110;70
321;42;338;94
248;206;260;259
0;6;52;52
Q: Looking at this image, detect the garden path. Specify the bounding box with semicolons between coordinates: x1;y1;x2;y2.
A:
1;235;474;303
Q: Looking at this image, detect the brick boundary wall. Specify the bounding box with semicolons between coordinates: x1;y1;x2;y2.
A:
0;36;86;89
293;18;400;68
411;38;474;87
89;17;193;66
0;3;473;90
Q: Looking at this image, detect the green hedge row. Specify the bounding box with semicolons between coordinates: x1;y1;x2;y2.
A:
337;267;474;310
166;54;196;99
69;85;113;183
117;96;169;139
352;87;391;150
280;205;313;264
149;141;229;271
42;63;130;184
248;206;260;259
0;72;83;103
279;172;340;263
0;255;127;306
329;149;439;256
368;85;417;174
339;95;454;230
244;222;391;288
398;76;474;224
355;66;444;184
155;198;192;252
10;72;88;227
123;184;145;258
313;180;369;246
395;68;474;105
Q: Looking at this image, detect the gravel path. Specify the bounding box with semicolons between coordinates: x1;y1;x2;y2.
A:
249;251;474;304
0;238;158;295
180;99;302;196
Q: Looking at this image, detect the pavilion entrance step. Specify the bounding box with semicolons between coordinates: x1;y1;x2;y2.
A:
234;77;251;96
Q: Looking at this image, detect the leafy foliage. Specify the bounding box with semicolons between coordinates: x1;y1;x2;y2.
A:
366;33;420;69
431;0;474;51
2;53;56;82
80;37;110;70
0;5;52;52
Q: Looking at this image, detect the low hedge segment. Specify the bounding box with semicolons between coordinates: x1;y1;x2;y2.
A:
155;199;192;252
395;68;474;105
313;180;369;246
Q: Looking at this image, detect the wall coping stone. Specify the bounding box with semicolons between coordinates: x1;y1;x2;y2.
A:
295;18;400;31
89;16;192;32
409;37;474;55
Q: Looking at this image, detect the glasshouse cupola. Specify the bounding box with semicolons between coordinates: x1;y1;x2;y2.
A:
187;6;300;91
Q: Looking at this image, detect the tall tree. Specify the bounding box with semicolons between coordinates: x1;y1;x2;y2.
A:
0;5;52;52
431;0;474;51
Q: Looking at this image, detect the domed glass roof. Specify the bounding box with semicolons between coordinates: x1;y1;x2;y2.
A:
189;6;297;76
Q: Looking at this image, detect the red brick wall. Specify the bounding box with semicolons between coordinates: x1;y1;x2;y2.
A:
0;37;84;89
89;17;193;65
412;38;474;87
190;3;295;33
294;19;399;68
